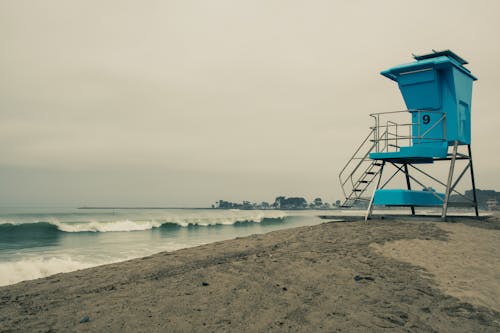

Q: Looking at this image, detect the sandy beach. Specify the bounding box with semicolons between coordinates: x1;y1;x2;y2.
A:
1;217;499;332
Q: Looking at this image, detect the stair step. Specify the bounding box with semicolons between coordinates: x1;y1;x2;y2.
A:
359;180;369;183
372;162;383;166
366;172;376;175
353;189;362;192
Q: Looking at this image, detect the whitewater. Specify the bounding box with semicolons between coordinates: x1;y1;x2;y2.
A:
0;207;331;286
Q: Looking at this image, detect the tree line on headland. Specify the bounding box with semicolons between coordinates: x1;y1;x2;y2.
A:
213;196;340;210
212;189;500;210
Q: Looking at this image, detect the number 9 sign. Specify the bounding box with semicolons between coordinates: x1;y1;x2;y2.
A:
422;114;430;124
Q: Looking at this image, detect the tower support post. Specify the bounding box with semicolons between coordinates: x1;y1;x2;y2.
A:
467;145;479;217
442;141;458;221
403;163;415;216
365;161;385;221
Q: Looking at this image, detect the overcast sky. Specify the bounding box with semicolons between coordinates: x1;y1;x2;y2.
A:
1;0;499;207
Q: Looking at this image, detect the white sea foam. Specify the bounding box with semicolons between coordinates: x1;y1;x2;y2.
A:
0;256;102;286
0;246;192;287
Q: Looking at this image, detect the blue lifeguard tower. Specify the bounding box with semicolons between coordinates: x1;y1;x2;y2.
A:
339;50;479;220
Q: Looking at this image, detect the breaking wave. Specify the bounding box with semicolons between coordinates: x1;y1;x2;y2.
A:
0;212;288;233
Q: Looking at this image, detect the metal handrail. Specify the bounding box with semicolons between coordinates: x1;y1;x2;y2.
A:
339;129;375;198
370;109;446;153
339;129;388;202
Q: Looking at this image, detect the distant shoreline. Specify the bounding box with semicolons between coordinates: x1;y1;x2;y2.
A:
77;207;209;210
77;206;341;210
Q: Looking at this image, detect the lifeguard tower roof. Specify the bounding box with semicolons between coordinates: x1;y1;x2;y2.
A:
413;50;468;65
381;49;477;81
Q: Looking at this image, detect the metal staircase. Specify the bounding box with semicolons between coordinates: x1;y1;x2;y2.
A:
339;128;385;208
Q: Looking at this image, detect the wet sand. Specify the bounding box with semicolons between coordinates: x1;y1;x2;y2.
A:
1;217;499;332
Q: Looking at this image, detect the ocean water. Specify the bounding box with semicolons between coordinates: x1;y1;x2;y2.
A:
0;207;338;287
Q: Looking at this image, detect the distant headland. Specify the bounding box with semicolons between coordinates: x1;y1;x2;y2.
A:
213;196;339;210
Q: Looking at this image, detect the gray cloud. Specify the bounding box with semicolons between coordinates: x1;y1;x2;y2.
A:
1;0;499;206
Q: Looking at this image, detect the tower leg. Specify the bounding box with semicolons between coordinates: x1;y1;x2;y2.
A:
365;161;385;221
467;145;479;217
442;141;458;221
403;163;415;216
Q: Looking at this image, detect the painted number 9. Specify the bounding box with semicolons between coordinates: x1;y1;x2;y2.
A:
422;114;430;124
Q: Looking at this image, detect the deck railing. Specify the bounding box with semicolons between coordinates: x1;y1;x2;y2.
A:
369;110;446;153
